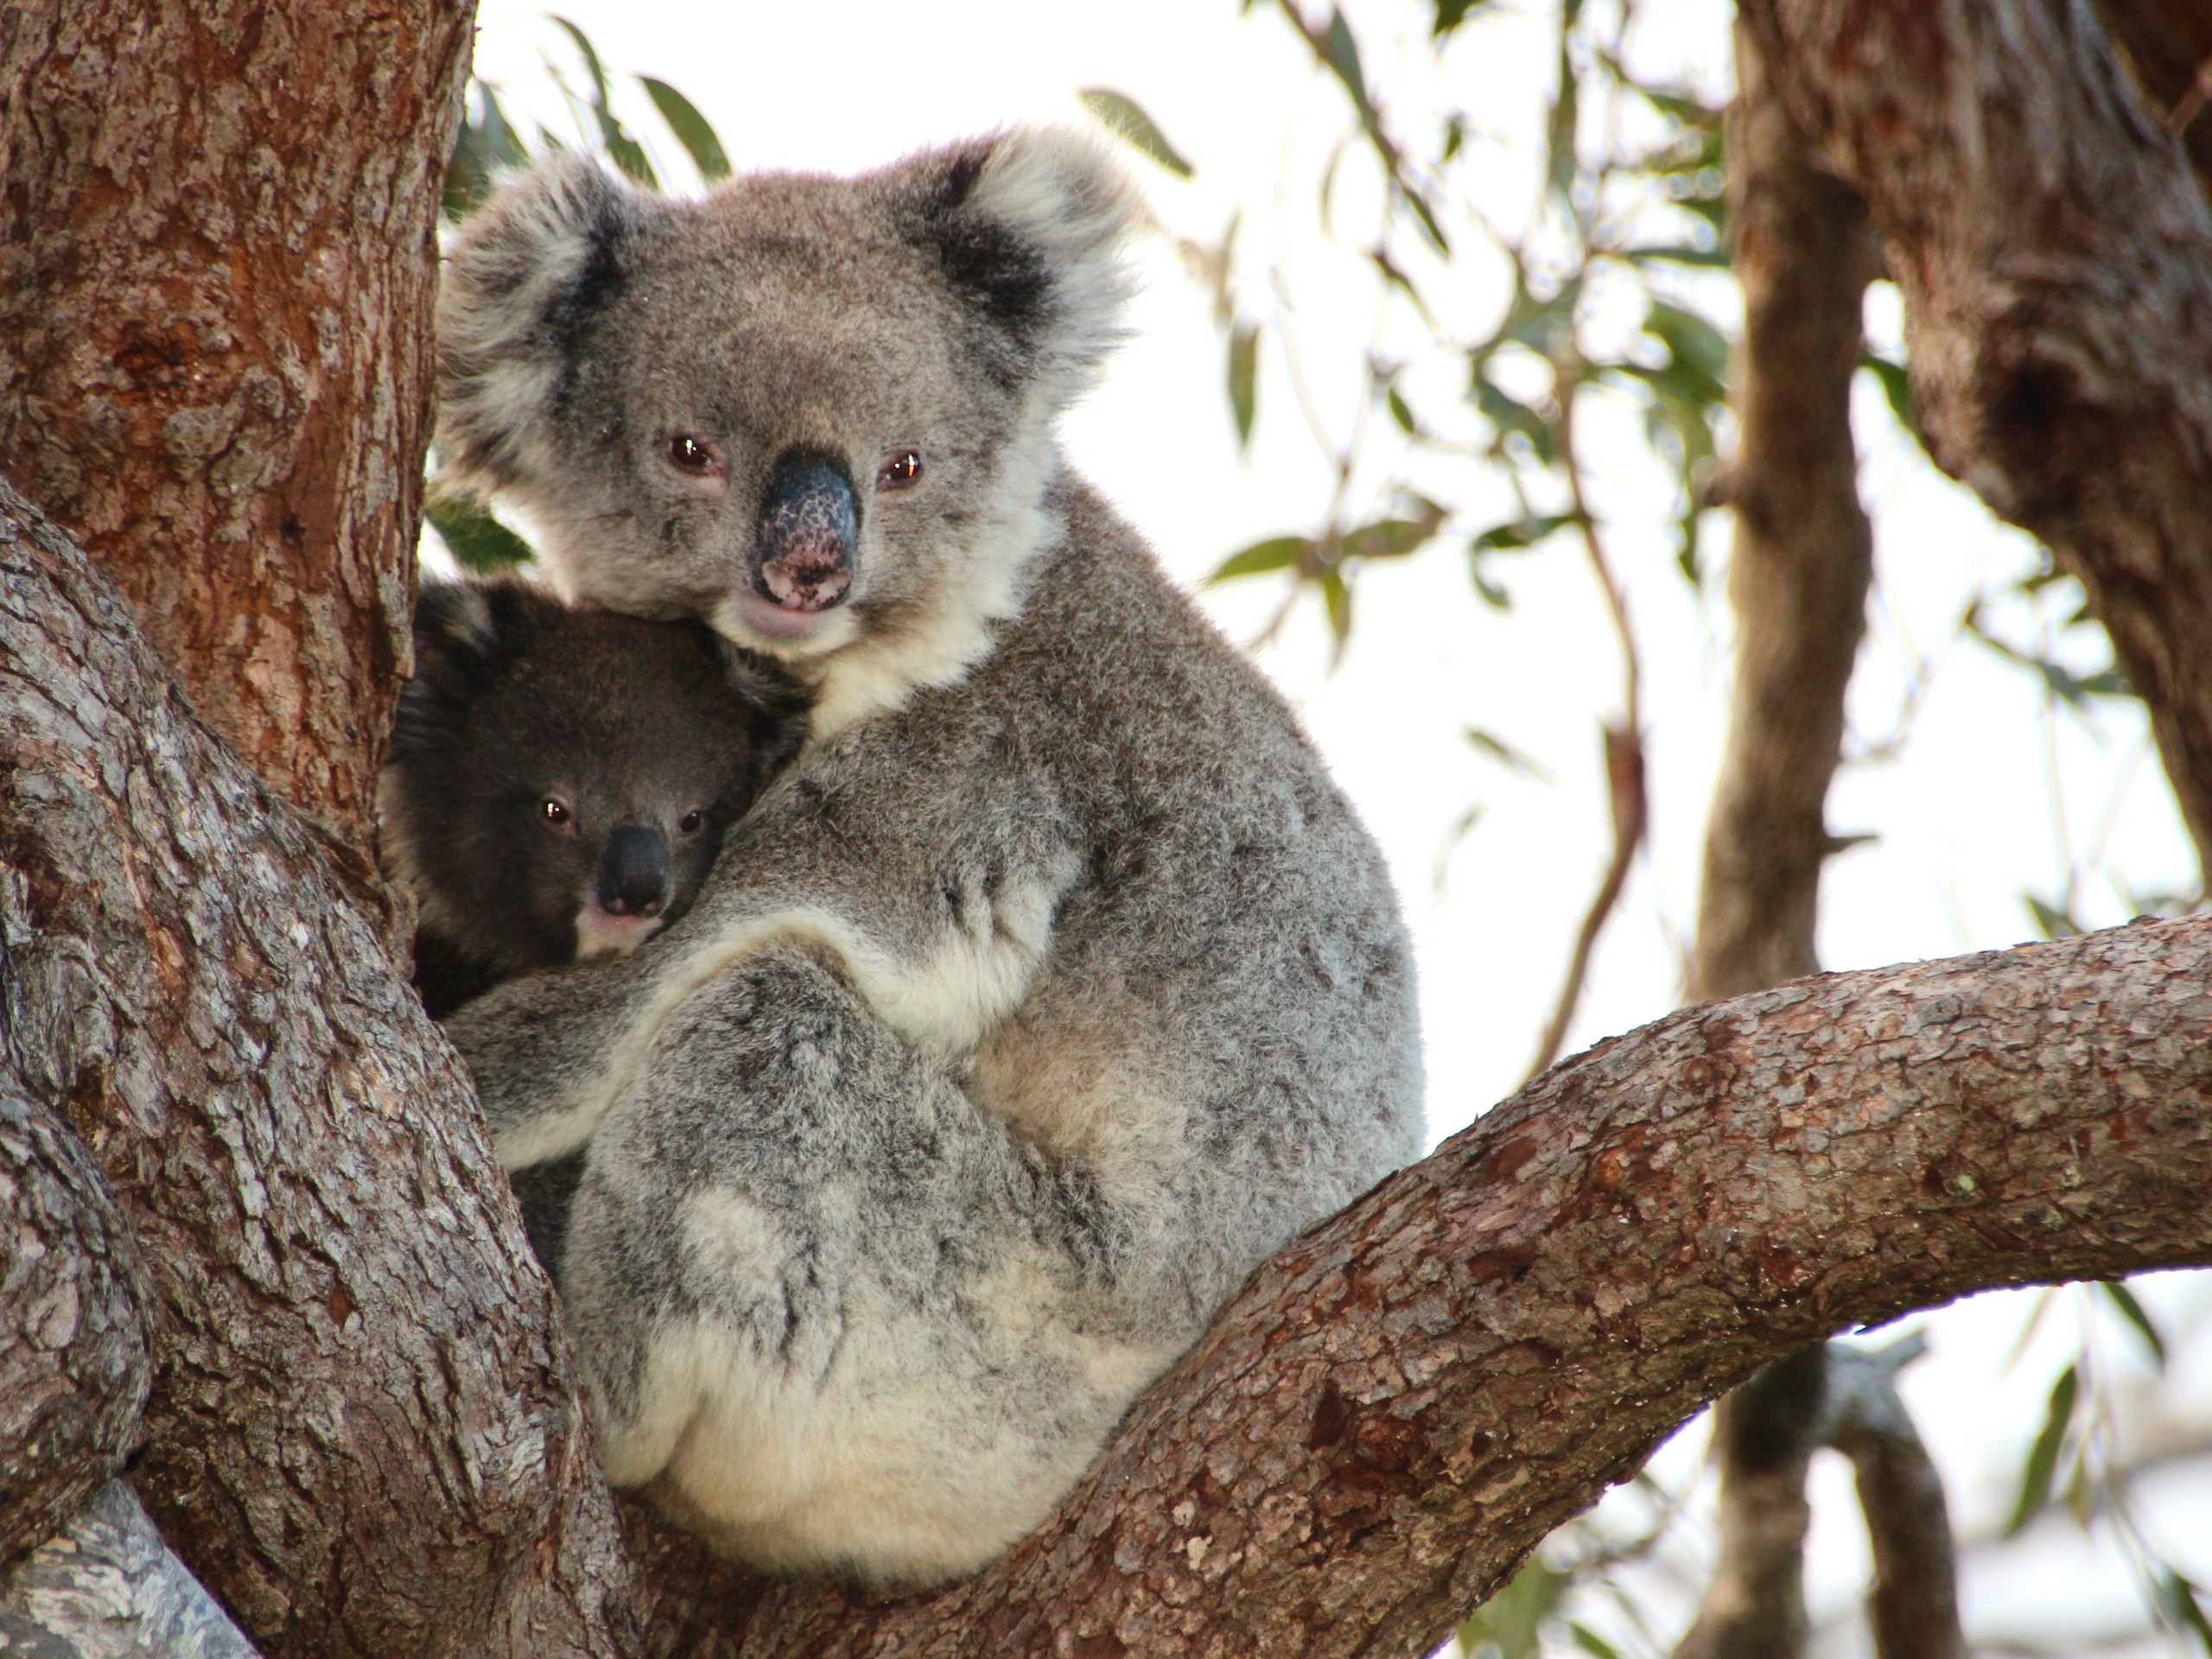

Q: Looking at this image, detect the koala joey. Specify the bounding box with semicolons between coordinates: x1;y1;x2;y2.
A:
436;128;1426;1584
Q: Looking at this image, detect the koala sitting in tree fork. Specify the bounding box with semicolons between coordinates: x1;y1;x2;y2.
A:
435;127;1426;1585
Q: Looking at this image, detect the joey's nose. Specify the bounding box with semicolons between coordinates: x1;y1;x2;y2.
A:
755;455;856;613
598;825;670;917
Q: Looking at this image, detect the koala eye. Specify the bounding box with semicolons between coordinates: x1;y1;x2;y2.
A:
539;796;575;834
677;808;707;836
876;450;923;492
666;433;726;479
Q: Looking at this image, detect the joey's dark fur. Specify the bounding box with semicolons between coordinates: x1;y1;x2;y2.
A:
383;580;807;1257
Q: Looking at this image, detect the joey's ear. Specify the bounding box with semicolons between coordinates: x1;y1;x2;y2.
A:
899;128;1141;398
402;580;552;728
436;154;643;493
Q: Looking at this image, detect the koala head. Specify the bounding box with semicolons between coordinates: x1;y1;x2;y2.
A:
384;580;807;992
435;130;1140;696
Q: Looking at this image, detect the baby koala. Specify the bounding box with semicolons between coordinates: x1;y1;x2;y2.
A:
383;578;807;1262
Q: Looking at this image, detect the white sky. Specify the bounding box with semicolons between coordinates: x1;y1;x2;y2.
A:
461;3;2212;1650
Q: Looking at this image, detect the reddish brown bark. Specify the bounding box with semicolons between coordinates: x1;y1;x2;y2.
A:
1738;0;2212;883
0;0;471;874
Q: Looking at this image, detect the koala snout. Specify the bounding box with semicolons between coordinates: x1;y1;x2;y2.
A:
597;824;671;917
755;456;857;613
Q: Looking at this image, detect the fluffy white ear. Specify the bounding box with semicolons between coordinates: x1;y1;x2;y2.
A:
898;128;1142;399
436;155;644;493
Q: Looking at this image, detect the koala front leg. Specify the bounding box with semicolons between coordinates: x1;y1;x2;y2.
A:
556;944;1173;1582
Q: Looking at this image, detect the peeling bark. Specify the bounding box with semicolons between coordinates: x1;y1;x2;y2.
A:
0;480;630;1659
0;0;471;872
1738;0;2212;882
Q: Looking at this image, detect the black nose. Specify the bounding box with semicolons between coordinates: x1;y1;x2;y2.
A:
597;825;670;916
754;454;856;613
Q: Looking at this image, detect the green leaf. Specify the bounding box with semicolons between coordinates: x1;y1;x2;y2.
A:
2158;1570;2212;1655
1432;0;1491;37
1472;378;1558;466
1320;566;1352;657
1080;88;1194;179
1208;536;1310;584
2100;1281;2167;1370
1459;1557;1567;1659
2024;893;2082;940
1465;727;1553;782
1568;1624;1624;1659
2004;1362;2078;1537
639;76;730;181
1643;301;1731;388
1472;514;1576;551
1544;36;1579;207
1320;10;1376;126
1227;322;1259;452
1387;385;1419;435
425;493;536;573
1859;351;1920;441
549;15;657;187
1340;499;1447;563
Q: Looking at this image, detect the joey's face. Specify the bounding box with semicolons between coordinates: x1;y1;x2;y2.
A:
387;584;808;980
437;131;1139;676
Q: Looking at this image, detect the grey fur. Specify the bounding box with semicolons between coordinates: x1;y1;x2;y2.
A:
436;129;1424;1585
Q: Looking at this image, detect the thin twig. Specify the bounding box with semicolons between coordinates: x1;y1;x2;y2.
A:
1524;381;1648;1081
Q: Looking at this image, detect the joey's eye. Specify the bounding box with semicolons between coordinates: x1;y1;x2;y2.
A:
677;809;706;836
539;797;575;832
666;434;724;477
876;450;923;492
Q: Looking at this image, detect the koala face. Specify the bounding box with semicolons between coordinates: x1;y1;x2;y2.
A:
385;582;807;987
436;130;1137;677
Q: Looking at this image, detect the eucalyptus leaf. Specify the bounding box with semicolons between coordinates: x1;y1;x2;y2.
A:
1208;536;1310;584
1227;321;1259;452
2100;1281;2167;1369
1080;88;1195;179
425;494;536;573
2004;1362;2078;1537
640;76;731;181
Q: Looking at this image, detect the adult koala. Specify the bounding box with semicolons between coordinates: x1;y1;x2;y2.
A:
436;128;1424;1585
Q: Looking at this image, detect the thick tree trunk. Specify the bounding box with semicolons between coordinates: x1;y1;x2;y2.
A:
1738;0;2212;883
0;0;471;875
7;478;2212;1658
0;482;631;1659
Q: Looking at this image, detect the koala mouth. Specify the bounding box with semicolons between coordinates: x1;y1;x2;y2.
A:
753;456;858;621
575;903;663;959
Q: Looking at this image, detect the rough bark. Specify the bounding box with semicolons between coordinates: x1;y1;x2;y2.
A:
9;472;2212;1658
0;0;471;874
0;480;631;1659
3;1481;261;1659
1737;0;2212;883
1689;17;1879;1007
0;1074;149;1569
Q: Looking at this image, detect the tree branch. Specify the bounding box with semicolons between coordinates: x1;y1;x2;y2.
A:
0;479;631;1659
1738;0;2212;884
0;1072;149;1568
